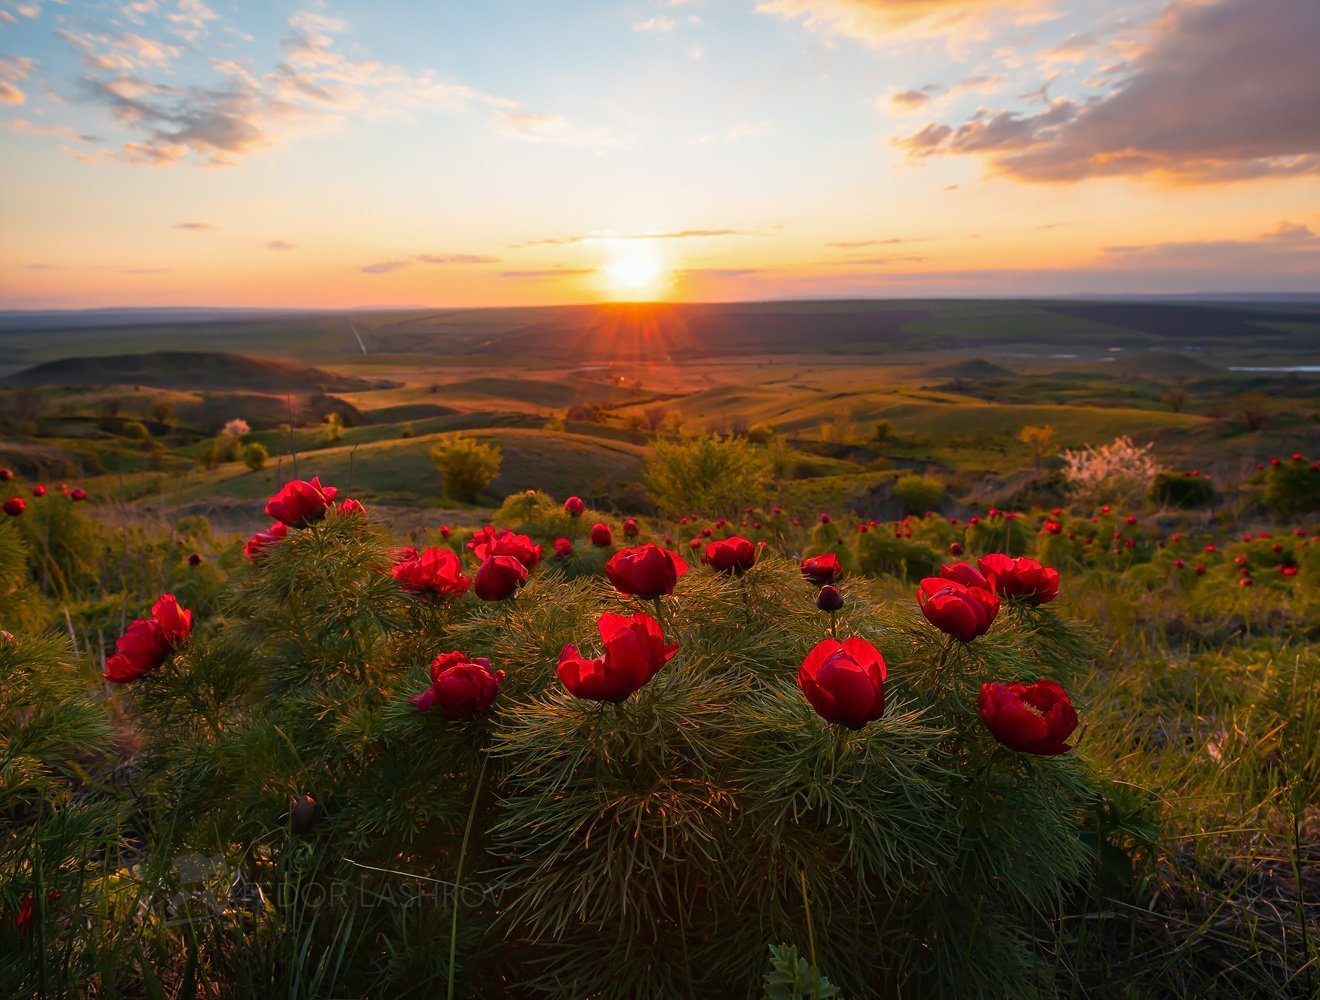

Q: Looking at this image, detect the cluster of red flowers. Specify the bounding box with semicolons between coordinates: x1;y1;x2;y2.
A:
244;477;364;560
792;544;1077;755
103;594;193;684
2;473;89;516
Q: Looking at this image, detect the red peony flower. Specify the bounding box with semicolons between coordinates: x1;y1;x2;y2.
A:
264;477;339;528
605;543;688;598
917;577;1000;642
553;537;573;559
337;498;366;517
800;552;842;586
3;497;24;517
473;555;529;601
70;488;87;502
392;547;471;599
244;521;289;560
0;468;11;480
816;585;844;612
467;526;542;568
703;535;757;575
151;593;193;647
411;651;505;719
103;594;192;684
188;553;202;566
949;541;964;556
798;637;887;730
564;496;585;518
978;680;1078;755
623;518;639;537
977;553;1059;604
589;522;612;547
32;484;46;497
557;611;676;702
940;561;993;591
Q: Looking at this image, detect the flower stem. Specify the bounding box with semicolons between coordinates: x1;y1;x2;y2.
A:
447;753;487;1000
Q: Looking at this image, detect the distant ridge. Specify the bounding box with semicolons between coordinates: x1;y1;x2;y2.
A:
1106;350;1224;377
921;358;1015;378
4;350;394;392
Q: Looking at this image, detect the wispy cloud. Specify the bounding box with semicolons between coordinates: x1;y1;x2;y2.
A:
634;16;676;33
0;54;35;104
45;4;612;165
757;0;1047;44
825;237;928;249
491;110;618;147
362;253;501;274
500;267;597;279
266;240;296;251
510;228;758;248
173;221;215;230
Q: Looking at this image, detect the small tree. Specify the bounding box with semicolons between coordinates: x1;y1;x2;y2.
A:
242;442;269;472
1018;424;1056;472
872;419;892;443
643;405;670;433
1236;393;1267;432
430;435;503;503
645;433;770;517
1163;386;1187;414
324;411;345;444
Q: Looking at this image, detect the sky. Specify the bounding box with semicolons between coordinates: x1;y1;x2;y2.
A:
0;0;1317;309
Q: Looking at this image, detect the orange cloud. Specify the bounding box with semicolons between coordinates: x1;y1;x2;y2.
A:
757;0;1048;43
892;0;1320;183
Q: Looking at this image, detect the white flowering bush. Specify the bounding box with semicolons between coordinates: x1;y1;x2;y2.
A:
1060;436;1159;506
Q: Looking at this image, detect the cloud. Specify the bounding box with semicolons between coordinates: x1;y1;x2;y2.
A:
173;221;215;230
826;237;927;248
1261;220;1314;241
756;0;1047;44
415;253;500;264
4;117;101;142
48;5;607;165
500;267;597;279
889;86;943;111
0;54;35;104
511;229;755;248
362;253;501;273
266;240;296;251
491;110;617;147
891;0;1320;183
634;16;676;33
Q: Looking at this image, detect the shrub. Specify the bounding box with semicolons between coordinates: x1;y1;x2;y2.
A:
645;433;770;517
98;514;1099;997
892;474;944;516
1150;471;1217;509
1262;457;1320;517
121;420;150;441
1061;436;1159;506
242;442;269;472
430;435;503;503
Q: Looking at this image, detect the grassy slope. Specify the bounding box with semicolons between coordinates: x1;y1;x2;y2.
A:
113;428;648;508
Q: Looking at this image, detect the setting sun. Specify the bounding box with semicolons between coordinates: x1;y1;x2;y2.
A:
601;248;668;300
